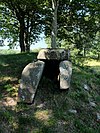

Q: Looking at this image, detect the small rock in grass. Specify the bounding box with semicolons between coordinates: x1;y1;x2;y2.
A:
84;84;90;91
89;101;96;107
68;109;77;114
96;113;100;122
37;103;45;108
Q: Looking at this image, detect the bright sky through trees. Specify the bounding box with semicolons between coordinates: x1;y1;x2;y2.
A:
0;34;47;50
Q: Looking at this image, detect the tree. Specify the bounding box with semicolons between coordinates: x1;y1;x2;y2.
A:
0;0;43;52
44;0;100;53
92;31;100;59
0;4;19;48
1;0;99;52
51;0;59;48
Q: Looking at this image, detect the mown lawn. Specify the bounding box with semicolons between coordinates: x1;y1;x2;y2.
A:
0;50;100;133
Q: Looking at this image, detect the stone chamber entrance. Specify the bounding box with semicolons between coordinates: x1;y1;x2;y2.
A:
18;49;72;103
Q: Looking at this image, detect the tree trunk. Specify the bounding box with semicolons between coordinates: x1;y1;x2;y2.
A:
25;15;30;52
83;47;86;57
51;0;59;48
25;32;30;52
19;18;25;52
97;52;100;60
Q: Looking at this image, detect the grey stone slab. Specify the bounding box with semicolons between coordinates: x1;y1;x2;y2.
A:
37;48;68;60
18;60;45;103
59;61;72;89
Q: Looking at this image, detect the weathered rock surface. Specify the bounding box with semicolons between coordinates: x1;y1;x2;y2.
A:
89;101;96;107
68;109;77;114
59;61;72;89
37;48;69;60
18;60;45;103
83;84;91;91
96;113;100;122
18;48;72;103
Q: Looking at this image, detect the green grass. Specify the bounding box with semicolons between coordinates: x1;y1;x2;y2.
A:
0;50;100;133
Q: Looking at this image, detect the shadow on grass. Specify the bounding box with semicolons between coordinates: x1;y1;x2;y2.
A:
0;52;100;133
0;52;38;78
0;77;70;133
0;52;38;98
0;74;99;133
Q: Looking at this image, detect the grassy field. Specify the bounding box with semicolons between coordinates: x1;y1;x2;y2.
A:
0;50;100;133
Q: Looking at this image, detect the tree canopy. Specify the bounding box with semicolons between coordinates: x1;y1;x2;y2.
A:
44;0;99;52
0;0;44;52
0;0;100;54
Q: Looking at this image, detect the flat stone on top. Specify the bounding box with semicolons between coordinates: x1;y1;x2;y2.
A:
37;48;68;60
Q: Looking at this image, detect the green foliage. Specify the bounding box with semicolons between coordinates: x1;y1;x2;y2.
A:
4;84;18;97
0;0;44;52
74;119;97;133
0;0;99;52
44;0;99;52
0;4;19;47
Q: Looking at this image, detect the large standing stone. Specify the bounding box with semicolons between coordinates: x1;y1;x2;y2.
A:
59;61;72;89
18;60;45;103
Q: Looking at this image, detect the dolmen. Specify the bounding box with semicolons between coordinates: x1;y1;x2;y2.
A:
18;49;72;103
